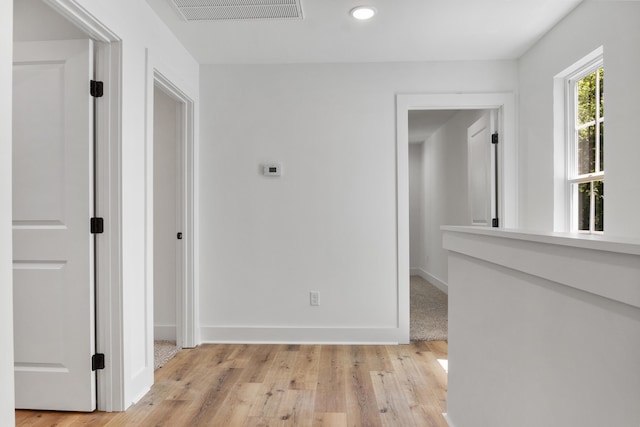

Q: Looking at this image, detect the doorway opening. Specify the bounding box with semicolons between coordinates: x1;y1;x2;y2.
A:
152;84;183;368
407;109;497;342
151;71;197;355
396;93;518;344
13;0;123;412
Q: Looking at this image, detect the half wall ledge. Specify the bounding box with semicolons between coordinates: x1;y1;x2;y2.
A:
442;226;640;309
442;225;640;427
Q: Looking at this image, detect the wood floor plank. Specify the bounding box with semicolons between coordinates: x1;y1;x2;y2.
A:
224;344;256;369
248;350;299;418
128;399;190;427
203;344;236;368
277;390;315;427
364;346;394;372
15;342;448;427
424;341;448;359
189;367;245;426
240;345;286;384
239;415;279;425
103;378;183;426
16;411;116;427
413;341;448;408
345;346;383;427
289;345;321;391
314;346;347;413
15;410;52;426
56;414;118;427
163;363;224;402
210;382;263;427
313;412;348;427
370;370;418;427
156;346;200;381
387;345;448;426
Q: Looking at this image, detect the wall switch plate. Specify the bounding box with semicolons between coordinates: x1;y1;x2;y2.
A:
310;291;320;306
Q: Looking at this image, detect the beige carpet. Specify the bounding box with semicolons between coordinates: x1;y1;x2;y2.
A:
154;340;179;370
410;275;448;341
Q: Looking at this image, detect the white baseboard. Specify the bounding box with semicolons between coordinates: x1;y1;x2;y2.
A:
410;268;448;294
154;325;176;341
443;413;456;427
199;326;400;345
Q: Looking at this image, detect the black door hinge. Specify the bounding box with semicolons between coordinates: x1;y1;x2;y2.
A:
90;80;104;98
491;132;499;144
177;232;183;240
492;218;499;228
92;353;105;371
90;217;104;234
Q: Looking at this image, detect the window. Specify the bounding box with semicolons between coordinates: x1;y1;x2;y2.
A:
567;60;604;233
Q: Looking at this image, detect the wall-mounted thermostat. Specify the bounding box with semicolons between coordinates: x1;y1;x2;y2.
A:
263;163;282;176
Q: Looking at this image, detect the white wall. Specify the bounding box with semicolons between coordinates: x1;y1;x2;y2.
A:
153;87;177;342
409;110;490;288
199;61;517;342
408;143;424;270
519;1;640;236
0;0;15;424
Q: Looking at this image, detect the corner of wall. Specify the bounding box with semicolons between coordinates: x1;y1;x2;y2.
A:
410;268;448;294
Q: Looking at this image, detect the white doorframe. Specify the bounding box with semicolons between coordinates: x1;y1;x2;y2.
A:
43;0;124;412
396;93;518;343
151;70;197;350
33;0;199;411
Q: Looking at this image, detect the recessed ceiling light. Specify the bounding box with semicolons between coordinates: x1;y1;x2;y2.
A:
350;6;376;21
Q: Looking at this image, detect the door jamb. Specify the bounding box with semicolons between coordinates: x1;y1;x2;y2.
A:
152;71;197;350
44;0;124;412
396;93;518;344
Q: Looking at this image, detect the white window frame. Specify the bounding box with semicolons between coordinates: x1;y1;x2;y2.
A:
567;59;604;233
558;49;604;234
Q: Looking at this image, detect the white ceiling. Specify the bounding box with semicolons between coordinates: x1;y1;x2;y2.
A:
145;0;583;64
408;110;458;144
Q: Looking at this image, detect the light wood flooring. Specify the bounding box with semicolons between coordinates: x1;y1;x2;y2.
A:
15;341;448;427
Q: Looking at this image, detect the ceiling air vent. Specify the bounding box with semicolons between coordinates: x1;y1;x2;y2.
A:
169;0;303;21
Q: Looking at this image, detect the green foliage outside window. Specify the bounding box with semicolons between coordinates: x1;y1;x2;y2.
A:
578;181;603;232
575;68;604;232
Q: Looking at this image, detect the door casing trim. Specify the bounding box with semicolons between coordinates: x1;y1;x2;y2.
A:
44;0;124;412
151;69;198;350
395;92;518;343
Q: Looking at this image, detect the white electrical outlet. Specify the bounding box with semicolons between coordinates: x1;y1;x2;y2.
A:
310;291;320;306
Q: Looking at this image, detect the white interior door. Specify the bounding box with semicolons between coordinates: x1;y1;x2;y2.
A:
467;112;496;226
12;39;96;411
